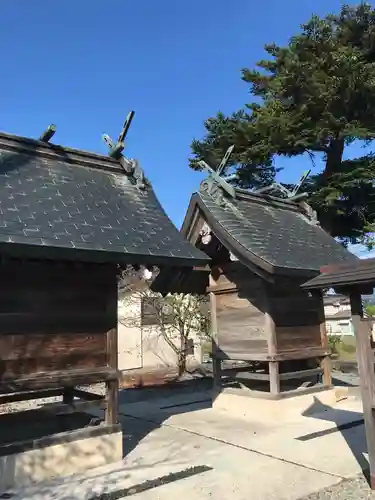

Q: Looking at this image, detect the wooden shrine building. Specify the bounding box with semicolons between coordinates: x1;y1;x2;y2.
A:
0;123;209;491
154;151;358;397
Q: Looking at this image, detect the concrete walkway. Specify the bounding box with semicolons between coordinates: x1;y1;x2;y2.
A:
6;385;372;500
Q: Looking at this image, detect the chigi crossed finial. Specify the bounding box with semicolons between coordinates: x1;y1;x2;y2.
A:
102;111;135;160
253;169;311;201
102;111;146;189
198;145;237;199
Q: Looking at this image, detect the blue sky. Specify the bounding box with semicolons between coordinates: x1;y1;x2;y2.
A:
0;0;372;256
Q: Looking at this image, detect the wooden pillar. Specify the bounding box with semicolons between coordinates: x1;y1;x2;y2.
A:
264;293;280;395
212;356;222;394
313;290;332;386
269;361;280;395
350;292;375;489
210;291;222;393
106;327;119;425
105;277;119;426
62;388;74;405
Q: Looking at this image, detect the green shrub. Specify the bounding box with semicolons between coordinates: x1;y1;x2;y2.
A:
328;335;342;354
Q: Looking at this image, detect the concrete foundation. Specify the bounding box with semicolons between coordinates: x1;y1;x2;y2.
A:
212;386;349;422
0;428;123;494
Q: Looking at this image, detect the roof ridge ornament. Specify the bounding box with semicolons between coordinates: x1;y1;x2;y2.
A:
253;170;320;224
102;111;146;190
39;124;57;143
253;170;311;202
199;145;237;204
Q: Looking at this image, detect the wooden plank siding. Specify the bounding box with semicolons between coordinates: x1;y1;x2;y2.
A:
216;291;268;355
212;264;268;357
268;284;322;352
211;263;324;360
0;259;115;382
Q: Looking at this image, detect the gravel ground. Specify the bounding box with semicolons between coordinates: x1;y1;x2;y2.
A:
0;383;106;414
0;369;362;415
299;475;375;500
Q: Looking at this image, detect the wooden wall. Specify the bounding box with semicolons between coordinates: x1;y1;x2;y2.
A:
267;280;322;352
0;259;117;381
210;263;324;360
210;263;268;358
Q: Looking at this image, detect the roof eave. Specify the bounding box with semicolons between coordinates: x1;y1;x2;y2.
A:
0;241;210;269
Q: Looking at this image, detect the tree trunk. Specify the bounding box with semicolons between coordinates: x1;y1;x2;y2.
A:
177;333;188;378
319;138;345;235
177;352;187;378
324;138;345;176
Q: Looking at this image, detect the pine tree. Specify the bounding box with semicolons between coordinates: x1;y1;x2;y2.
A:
190;3;375;247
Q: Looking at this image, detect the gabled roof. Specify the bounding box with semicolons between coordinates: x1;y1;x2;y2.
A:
0;132;209;268
182;187;357;277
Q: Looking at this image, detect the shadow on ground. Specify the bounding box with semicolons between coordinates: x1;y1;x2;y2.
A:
302;395;369;485
3;378;215;500
119;377;213;458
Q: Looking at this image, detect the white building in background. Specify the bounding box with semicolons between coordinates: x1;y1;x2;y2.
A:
323;294;375;338
323;295;353;336
117;282;204;373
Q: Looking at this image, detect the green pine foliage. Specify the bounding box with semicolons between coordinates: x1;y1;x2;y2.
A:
190;3;375;247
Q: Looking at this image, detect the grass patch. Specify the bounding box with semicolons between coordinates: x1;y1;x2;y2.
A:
338;338;357;361
328;335;357;361
340;342;356;354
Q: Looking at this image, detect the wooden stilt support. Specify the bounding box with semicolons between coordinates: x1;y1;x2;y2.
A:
212;355;222;395
313;290;332;386
106;327;119;425
105;281;119;425
209;290;222;396
62;388;74;405
269;361;280;395
320;356;332;386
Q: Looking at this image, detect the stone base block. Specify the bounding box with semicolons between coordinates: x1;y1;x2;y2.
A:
212;386;349;422
0;425;123;494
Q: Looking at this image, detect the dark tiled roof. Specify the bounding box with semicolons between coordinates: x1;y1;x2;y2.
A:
188;188;357;274
0;132;210;267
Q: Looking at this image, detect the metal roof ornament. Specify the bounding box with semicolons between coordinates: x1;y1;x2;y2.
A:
199;145;237;205
102;111;146;189
253;170;311;202
39;124;56;143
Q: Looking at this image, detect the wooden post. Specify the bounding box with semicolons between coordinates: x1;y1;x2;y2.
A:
269;361;280;395
62;388;74;405
210;292;222;394
313;290;332;386
264;289;280;395
350;292;375;489
106;328;119;425
105;278;119;426
212;356;222;394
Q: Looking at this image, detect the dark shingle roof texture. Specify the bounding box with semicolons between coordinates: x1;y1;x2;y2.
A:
0;133;209;267
196;189;357;272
